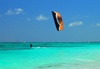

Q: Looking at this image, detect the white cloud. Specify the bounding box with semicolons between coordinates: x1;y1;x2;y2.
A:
27;18;31;21
96;23;100;26
36;14;49;20
15;8;23;14
5;9;13;15
68;21;83;26
5;8;23;15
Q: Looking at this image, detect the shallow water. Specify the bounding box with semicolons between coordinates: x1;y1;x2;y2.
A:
0;42;100;69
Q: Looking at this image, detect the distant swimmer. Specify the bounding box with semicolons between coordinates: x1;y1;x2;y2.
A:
30;43;32;47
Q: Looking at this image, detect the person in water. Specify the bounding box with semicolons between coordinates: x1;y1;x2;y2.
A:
30;43;32;47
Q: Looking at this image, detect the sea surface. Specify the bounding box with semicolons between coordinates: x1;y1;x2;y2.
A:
0;42;100;69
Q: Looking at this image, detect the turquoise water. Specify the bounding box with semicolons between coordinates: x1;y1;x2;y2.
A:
0;42;100;69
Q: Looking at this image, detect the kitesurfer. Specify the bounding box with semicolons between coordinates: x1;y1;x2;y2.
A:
30;43;32;47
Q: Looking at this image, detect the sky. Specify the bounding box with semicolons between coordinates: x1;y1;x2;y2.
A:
0;0;100;42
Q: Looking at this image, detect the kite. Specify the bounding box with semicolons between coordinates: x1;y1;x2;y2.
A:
52;11;63;31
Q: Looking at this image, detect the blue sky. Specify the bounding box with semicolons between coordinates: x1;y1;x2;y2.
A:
0;0;100;42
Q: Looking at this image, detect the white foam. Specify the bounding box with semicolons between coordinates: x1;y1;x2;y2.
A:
36;47;40;48
31;47;40;48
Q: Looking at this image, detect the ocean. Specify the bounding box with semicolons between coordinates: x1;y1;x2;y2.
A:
0;42;100;69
